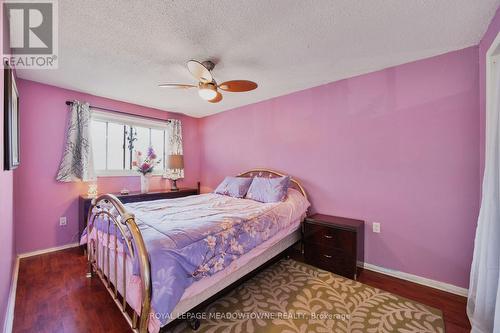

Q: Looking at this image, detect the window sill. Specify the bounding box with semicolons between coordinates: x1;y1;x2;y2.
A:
95;170;164;177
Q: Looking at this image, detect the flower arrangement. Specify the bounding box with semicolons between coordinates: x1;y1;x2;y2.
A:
133;147;161;175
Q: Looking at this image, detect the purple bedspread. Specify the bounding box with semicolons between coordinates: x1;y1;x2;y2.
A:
82;191;309;327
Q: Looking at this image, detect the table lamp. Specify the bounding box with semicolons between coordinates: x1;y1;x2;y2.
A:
87;182;98;198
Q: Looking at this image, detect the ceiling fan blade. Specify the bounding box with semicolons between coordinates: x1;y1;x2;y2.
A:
208;91;223;103
187;60;213;83
218;80;257;92
158;83;196;89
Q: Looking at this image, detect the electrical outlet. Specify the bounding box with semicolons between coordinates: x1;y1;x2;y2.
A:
59;217;67;226
372;222;381;233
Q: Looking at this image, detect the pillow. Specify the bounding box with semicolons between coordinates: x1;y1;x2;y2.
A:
246;176;291;203
214;176;253;198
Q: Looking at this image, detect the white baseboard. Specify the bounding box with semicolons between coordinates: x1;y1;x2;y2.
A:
18;242;80;259
3;257;19;333
359;262;468;297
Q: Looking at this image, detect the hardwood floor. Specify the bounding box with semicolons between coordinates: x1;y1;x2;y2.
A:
12;247;470;332
13;247;130;333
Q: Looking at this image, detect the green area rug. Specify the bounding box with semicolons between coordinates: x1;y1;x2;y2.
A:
171;259;445;333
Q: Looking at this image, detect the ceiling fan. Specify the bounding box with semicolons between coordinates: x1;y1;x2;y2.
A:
158;60;258;103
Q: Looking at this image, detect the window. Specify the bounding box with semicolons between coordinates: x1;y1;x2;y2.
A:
90;110;168;176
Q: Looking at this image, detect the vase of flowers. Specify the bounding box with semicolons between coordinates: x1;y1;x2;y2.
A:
133;147;160;193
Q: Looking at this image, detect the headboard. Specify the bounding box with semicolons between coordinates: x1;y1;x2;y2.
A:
237;168;307;201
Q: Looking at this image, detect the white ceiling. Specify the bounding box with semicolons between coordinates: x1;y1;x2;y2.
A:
17;0;500;118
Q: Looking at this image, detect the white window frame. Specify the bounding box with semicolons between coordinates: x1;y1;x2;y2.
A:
91;110;169;177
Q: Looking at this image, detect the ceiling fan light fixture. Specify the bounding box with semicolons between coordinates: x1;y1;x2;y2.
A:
158;60;258;103
198;82;218;100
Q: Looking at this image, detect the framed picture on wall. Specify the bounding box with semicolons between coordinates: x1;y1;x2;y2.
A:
4;63;20;170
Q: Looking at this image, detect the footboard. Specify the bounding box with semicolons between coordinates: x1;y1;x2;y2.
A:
87;194;151;333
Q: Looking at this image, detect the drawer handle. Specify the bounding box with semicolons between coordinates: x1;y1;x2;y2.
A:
323;254;332;259
324;235;333;239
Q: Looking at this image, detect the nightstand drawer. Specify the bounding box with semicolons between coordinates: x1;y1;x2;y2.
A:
304;244;355;278
304;222;356;254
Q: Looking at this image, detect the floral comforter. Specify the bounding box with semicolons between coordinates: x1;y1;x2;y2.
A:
82;190;309;328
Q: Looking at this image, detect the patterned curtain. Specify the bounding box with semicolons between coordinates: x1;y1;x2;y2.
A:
163;119;184;179
56;101;95;182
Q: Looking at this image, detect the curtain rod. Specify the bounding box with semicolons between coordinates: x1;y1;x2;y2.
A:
65;101;171;123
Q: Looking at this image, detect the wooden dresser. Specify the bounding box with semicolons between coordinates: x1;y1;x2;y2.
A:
78;188;199;240
303;214;364;280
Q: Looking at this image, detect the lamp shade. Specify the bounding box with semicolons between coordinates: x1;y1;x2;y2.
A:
166;154;184;169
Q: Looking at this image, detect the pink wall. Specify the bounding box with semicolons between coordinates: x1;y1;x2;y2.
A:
14;79;201;254
199;47;480;288
0;5;15;330
479;6;500;183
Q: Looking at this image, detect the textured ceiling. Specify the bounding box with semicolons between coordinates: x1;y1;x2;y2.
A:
17;0;500;117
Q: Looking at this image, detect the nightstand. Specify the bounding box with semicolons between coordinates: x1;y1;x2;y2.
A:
303;214;364;280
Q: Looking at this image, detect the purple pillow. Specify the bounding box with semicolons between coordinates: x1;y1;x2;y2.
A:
214;177;253;198
246;176;291;203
